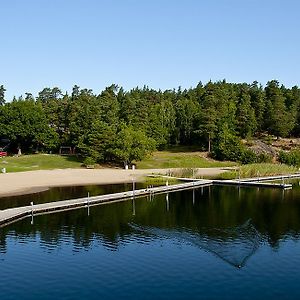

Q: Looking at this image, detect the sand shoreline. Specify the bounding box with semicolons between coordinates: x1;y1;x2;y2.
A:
0;167;228;198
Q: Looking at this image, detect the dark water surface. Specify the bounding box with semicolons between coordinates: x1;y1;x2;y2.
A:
0;183;145;210
1;182;300;299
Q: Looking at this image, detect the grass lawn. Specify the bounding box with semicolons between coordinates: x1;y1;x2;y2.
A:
135;148;236;169
216;163;298;180
0;154;82;173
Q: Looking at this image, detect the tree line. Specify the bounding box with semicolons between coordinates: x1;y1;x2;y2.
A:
0;80;299;165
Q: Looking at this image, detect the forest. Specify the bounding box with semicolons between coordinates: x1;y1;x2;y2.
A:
0;80;299;166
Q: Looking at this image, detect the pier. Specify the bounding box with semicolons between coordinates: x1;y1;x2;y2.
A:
0;180;212;227
0;173;299;228
211;173;300;189
212;180;292;189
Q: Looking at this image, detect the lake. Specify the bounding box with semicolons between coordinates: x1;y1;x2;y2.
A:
1;182;300;299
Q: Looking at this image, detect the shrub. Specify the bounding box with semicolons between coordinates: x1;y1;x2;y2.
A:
257;153;272;163
212;135;243;161
83;157;96;167
240;149;257;164
278;150;300;167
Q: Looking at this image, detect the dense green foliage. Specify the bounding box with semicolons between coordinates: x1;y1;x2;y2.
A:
278;150;300;167
1;80;300;164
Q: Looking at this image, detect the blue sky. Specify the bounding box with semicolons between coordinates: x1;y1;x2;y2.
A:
1;0;300;100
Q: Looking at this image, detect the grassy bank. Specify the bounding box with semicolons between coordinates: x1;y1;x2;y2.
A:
0;154;82;172
135;148;236;169
144;176;180;186
215;163;298;180
0;149;234;173
165;164;297;180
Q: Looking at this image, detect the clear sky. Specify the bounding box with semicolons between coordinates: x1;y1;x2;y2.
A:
1;0;300;100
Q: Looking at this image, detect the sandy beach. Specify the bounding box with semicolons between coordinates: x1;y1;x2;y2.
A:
0;167;227;197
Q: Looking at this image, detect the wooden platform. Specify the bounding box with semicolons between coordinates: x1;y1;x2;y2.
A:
0;173;298;228
236;173;300;182
0;180;212;227
211;173;298;189
213;180;292;189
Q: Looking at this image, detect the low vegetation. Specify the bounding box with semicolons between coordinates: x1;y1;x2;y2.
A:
215;163;298;180
144;176;180;186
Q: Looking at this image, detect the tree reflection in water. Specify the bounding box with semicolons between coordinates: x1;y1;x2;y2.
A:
1;182;300;262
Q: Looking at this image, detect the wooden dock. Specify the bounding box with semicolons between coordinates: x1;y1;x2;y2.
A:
0;173;299;228
213;180;292;189
236;173;300;182
0;180;212;227
212;173;300;189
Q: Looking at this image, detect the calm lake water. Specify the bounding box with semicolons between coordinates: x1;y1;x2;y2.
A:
1;182;300;299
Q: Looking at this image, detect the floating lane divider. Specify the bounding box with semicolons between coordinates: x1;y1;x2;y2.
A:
0;180;212;227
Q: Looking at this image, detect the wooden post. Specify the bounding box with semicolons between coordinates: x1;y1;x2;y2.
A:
193;189;195;205
166;193;169;211
132;199;136;216
132;177;135;198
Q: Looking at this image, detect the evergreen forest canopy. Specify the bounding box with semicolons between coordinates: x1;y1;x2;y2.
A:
0;80;299;165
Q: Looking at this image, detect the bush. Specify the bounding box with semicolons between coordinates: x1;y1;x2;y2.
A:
240;149;257;164
257;153;272;163
240;150;273;164
83;157;96;168
278;150;300;167
212;136;243;161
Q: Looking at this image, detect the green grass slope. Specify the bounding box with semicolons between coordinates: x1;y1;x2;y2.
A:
0;154;82;173
135;149;236;169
